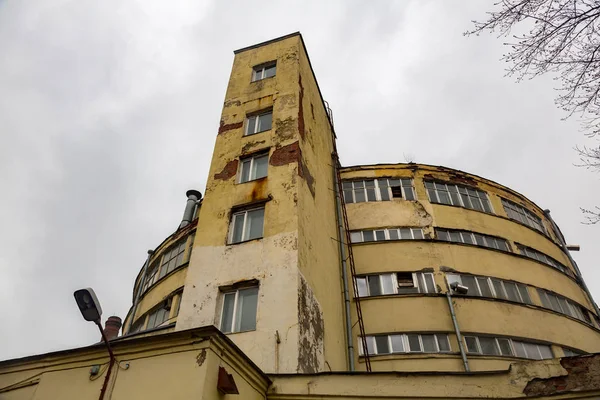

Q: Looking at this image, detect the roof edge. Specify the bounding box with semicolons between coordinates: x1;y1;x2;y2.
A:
234;32;301;54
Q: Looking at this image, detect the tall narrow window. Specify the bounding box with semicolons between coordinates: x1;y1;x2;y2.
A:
239;153;268;183
245;111;272;136
252;62;276;82
229;207;265;244
220;287;259;333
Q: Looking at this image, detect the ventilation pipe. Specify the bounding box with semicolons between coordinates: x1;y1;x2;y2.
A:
179;189;202;229
101;316;122;342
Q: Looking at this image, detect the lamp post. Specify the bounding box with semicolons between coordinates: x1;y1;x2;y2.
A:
445;277;470;372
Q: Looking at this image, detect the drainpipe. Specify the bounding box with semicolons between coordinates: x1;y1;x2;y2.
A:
179;190;202;229
331;154;355;371
445;276;470;372
126;249;154;335
543;210;600;317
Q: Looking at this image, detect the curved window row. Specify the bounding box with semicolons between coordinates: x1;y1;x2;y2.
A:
350;227;424;243
130;290;182;334
537;288;593;326
342;178;416;203
447;273;531;305
436;228;509;252
425;181;493;213
501;198;546;234
141;234;194;293
516;243;571;276
464;334;553;360
355;272;436;297
359;333;451;356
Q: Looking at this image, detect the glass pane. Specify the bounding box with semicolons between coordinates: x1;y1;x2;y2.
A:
437;335;450;352
449;191;461;206
407;335;422;352
354;189;366;203
492;279;507;299
460;193;471;208
147;311;157;329
504;282;520;302
375;336;390;354
437;189;451;204
437;230;449;241
427;189;438;202
343;189;354;203
253;155;268;179
342;181;352;189
368;276;381;296
461;275;478;296
461;232;474;244
221;293;235;333
538;345;553;359
236;287;258;332
258;112;272;132
366;337;376;355
421;335;437;352
240;159;251;182
375;230;386;241
496;240;509;252
423;274;435;294
246;208;265;240
264;64;276;78
548;294;562;313
404;187;415;201
538;290;552;308
356;278;368;297
380;274;395;294
524;342;542;359
252;69;262;81
476;277;492;297
517;284;532;304
556;297;570;316
412;229;424;239
363;230;374;242
246;116;257;135
390;335;404;352
424;181;434;189
482;199;492;213
465;337;479;353
398;228;411;239
513;341;527;358
498;338;513;356
366;188;377;201
479;337;499;355
350;231;362;243
474;233;486;246
388;229;399;240
449;231;461;242
379;186;390;201
232;213;245;243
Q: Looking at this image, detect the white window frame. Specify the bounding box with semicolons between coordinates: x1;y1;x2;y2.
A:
436;228;509;252
350;227;424;243
464;335;553;359
425;181;493;213
359;333;451;356
501;198;546;234
238;152;269;183
252;63;276;82
447;274;531;304
355;272;436;297
228;207;265;244
516;244;570;275
537;288;592;324
245;111;272;136
342;178;416;204
219;286;259;334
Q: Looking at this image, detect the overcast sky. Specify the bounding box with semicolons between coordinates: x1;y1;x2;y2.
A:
1;0;598;360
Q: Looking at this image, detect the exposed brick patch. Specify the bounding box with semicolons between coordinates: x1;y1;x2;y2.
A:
214;159;239;180
523;354;600;396
270;141;315;198
218;120;243;135
298;75;305;140
297;275;324;373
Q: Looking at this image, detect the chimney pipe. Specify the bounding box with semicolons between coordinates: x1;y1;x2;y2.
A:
102;316;122;342
179;190;202;229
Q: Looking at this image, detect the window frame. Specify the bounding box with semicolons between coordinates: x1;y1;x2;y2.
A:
228;206;265;244
424;180;493;214
359;333;451;356
251;62;276;82
464;335;553;360
238;152;269;183
436;228;510;252
537;288;593;325
342;178;416;204
447;274;532;305
245;110;273;136
516;243;571;276
501;198;546;234
355;272;436;297
219;286;259;334
350;227;424;243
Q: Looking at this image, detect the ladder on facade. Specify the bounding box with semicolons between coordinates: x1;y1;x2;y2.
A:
334;158;372;372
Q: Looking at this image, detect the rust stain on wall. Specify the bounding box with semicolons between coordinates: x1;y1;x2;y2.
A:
218;120;243;135
523;354;600;396
297;275;324;373
298;75;305;140
214;159;239;180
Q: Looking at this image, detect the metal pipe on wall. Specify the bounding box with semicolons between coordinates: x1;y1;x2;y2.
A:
445;276;470;372
332;154;355;371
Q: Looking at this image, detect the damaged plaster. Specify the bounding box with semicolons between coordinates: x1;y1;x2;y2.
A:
297;274;324;373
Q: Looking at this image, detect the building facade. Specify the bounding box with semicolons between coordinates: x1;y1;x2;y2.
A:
4;32;600;400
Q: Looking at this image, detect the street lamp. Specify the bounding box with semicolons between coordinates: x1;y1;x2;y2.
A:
445;276;470;372
73;288;114;400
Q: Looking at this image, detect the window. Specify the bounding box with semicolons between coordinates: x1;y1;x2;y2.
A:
130;318;145;334
245;111;272;136
355;272;436;297
563;348;585;357
537;289;593;325
252;62;276;81
501;198;546;234
464;335;553;360
146;300;172;330
425;181;493;213
342;178;416;204
239;153;268;183
436;228;509;252
141;261;160;293
220;287;259;333
229;207;265;244
158;238;188;279
447;274;532;304
350;227;424;243
360;333;451;356
516;244;572;276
